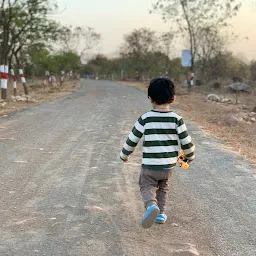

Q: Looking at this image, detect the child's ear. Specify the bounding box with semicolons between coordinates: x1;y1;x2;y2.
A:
148;96;154;103
170;97;175;103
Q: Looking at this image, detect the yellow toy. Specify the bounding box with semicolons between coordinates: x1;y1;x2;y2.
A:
178;150;189;170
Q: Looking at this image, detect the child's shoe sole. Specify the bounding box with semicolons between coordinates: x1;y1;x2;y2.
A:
141;204;160;229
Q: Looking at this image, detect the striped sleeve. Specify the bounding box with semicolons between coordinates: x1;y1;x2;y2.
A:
120;116;145;161
177;118;195;161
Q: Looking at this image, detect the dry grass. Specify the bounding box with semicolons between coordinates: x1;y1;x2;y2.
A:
119;81;256;165
0;79;80;117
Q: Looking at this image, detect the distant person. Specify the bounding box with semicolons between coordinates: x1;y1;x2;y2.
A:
120;78;195;229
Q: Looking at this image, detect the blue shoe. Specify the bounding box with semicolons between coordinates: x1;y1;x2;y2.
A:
141;204;160;229
155;214;167;224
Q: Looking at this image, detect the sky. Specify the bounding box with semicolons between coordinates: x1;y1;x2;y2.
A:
55;0;256;61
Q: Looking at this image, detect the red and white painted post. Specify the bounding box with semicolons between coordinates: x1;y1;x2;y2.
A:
1;65;9;99
45;71;50;86
10;69;17;96
69;70;73;79
190;72;195;87
19;69;26;84
19;68;28;95
60;70;65;86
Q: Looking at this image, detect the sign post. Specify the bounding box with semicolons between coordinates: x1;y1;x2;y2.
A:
181;50;194;88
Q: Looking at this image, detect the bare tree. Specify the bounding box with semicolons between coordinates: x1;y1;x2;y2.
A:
160;32;174;71
152;0;242;72
120;28;159;58
61;26;101;63
120;28;161;77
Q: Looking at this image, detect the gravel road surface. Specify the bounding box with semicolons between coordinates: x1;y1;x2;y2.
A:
0;80;255;256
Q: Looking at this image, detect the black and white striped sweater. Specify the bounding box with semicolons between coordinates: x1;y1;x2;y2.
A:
120;110;195;170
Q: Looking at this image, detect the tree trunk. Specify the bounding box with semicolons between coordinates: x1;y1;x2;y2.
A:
23;83;28;95
180;0;194;71
1;33;8;99
0;64;9;100
15;47;29;95
1;89;7;100
10;69;17;96
180;0;195;93
0;64;8;99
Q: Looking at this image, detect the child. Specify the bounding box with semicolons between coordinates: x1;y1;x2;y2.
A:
120;78;195;229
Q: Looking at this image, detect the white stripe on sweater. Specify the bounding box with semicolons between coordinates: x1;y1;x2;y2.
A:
183;145;195;160
145;122;177;130
180;135;192;146
145;134;179;142
120;151;128;160
143;145;180;153
123;143;136;152
142;157;178;165
135;121;145;134
177;123;187;134
142;111;181;119
128;132;141;144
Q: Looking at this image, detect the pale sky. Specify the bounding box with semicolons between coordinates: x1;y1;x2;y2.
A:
55;0;256;61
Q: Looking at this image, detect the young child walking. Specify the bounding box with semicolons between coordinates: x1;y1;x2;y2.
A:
120;78;195;229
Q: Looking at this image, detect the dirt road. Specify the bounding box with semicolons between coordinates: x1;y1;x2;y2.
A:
0;80;255;256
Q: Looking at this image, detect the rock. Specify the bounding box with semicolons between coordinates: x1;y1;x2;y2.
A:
229;82;250;92
13;94;37;103
16;96;24;102
243;116;250;122
238;112;249;120
237;117;245;123
224;115;240;126
207;94;220;102
221;98;232;103
0;99;4;103
24;95;33;100
251;118;256;122
172;244;199;256
252;106;256;113
1;102;7;108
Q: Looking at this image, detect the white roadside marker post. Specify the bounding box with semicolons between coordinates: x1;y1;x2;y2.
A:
10;69;17;96
0;65;8;99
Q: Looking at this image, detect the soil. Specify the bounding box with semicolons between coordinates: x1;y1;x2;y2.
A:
0;79;80;117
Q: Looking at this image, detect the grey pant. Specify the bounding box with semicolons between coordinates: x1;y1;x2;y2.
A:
139;167;174;213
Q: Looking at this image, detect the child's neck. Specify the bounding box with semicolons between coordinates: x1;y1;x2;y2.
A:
153;104;170;112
